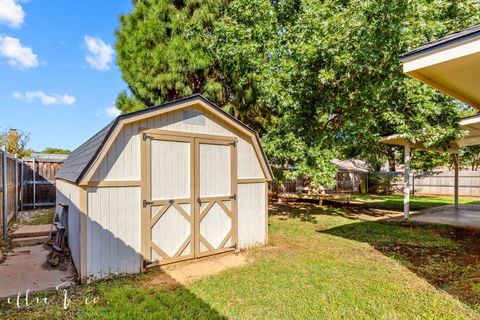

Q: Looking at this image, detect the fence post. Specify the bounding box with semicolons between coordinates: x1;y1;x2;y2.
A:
20;160;24;212
2;147;8;240
14;154;18;220
32;158;36;211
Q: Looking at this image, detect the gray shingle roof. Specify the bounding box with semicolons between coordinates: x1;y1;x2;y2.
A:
56;94;273;184
400;24;480;60
56;120;117;183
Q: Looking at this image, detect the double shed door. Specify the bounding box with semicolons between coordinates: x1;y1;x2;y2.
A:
142;131;237;266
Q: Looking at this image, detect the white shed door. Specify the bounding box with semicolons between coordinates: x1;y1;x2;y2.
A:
142;132;237;266
144;134;195;265
195;138;237;258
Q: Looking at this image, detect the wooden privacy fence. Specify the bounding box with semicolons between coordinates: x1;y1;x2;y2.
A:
22;158;64;208
0;148;18;238
271;170;368;195
0;149;65;238
369;171;480;196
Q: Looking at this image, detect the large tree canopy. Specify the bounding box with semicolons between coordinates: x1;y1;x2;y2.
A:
115;0;225;113
116;0;480;186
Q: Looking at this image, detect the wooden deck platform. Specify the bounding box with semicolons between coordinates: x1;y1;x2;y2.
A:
277;193;351;205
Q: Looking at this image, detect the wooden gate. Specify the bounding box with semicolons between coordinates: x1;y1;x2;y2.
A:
141;131;237;267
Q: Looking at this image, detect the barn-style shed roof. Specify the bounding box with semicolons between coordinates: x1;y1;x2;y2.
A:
57;94;273;184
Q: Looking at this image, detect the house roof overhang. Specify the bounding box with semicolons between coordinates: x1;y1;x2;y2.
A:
400;24;480;109
380;114;480;151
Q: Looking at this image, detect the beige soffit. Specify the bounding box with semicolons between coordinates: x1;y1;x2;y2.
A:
401;26;480;109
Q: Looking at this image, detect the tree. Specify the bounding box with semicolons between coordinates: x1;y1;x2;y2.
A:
460;146;480;171
0;128;31;158
411;150;451;172
115;0;225;113
274;0;479;172
41;147;71;155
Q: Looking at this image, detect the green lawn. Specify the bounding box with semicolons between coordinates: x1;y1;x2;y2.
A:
2;203;480;319
352;194;480;211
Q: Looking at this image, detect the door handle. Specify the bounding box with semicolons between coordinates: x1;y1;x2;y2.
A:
143;200;154;207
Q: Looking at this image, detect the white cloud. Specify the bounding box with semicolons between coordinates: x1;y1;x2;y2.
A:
0;0;24;28
12;91;76;105
104;106;121;117
0;36;38;69
84;35;114;71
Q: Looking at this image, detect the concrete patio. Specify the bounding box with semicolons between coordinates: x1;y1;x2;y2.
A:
0;245;75;299
410;204;480;229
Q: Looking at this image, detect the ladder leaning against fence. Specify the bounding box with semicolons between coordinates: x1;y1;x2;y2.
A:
49;203;68;252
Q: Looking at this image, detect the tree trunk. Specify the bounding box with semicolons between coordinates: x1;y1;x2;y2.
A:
387;147;396;172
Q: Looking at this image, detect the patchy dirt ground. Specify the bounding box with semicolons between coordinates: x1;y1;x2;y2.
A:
17;208;55;225
146;253;247;288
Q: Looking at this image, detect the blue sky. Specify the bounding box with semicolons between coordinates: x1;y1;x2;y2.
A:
0;0;133;151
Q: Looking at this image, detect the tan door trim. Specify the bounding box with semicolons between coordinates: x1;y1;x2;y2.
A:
142;128;238;143
87;180;141;187
238;178;265;184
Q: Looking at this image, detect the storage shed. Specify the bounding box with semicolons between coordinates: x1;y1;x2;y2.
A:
56;95;272;280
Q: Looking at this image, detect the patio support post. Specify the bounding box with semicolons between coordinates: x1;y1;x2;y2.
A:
452;153;459;209
404;145;411;220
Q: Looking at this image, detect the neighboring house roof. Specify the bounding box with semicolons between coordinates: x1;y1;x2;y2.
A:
400;24;480;60
332;159;369;172
274;159;369;173
56;94;273;184
25;153;70;162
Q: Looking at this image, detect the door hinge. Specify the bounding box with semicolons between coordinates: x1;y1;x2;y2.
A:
143;260;154;269
143;200;154;207
229;141;237;147
143;133;153;141
229;194;237;200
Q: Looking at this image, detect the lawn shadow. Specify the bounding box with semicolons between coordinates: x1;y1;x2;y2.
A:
0;263;228;319
270;203;320;223
83;269;229;319
270;202;401;223
319;218;480;308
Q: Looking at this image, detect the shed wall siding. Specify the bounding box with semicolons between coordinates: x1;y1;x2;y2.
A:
87;186;141;278
91;106;264;181
56;180;82;272
237;183;267;248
